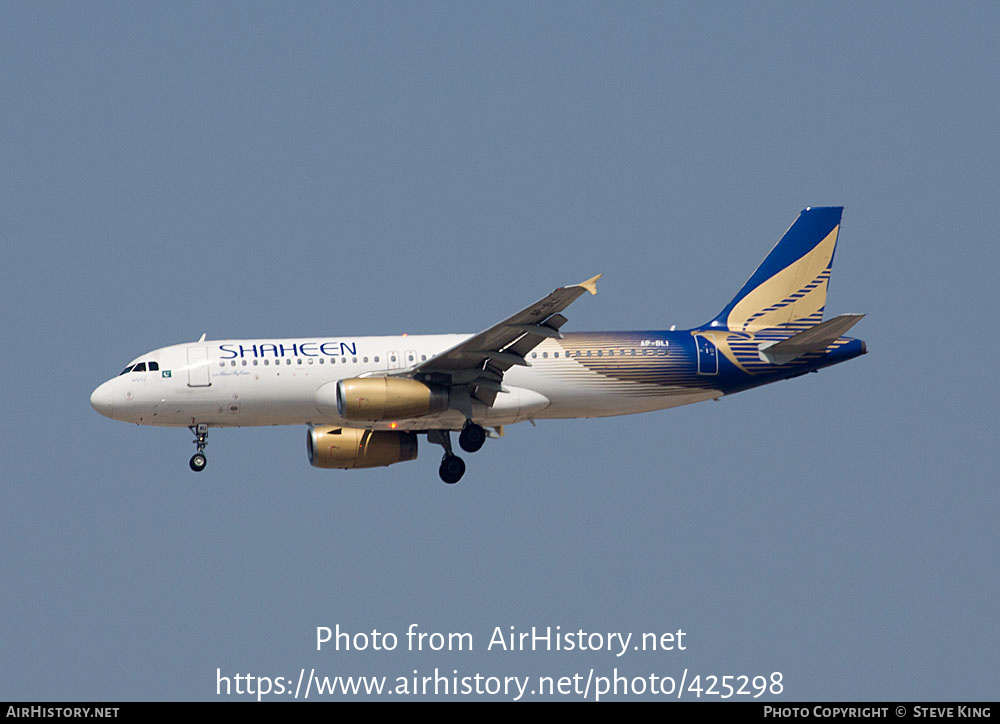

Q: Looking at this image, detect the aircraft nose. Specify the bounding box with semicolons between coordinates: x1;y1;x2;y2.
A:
90;381;114;418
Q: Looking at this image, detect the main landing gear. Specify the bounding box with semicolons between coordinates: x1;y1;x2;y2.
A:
189;423;208;472
458;422;486;453
429;423;487;484
439;454;466;485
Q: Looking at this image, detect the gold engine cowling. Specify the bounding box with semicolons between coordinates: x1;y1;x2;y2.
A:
335;377;448;421
307;426;418;469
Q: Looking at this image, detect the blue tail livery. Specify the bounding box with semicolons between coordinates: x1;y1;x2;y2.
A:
710;205;843;334
694;206;866;380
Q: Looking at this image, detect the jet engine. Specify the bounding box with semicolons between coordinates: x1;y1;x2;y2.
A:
334;377;448;421
307;426;418;469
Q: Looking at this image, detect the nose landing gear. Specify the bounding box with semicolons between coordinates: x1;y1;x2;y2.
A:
189;424;208;472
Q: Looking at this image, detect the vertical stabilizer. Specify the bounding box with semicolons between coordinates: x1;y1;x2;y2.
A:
707;207;843;335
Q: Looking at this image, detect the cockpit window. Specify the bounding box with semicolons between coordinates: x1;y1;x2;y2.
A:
118;360;158;375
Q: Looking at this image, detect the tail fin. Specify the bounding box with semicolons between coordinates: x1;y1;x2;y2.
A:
707;207;843;335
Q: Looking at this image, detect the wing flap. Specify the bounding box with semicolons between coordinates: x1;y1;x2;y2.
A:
415;275;600;374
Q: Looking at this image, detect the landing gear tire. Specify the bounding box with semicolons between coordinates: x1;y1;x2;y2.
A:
188;424;208;472
459;423;487;453
439;454;466;484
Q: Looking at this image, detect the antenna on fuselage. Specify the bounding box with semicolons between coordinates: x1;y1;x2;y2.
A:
197;333;206;342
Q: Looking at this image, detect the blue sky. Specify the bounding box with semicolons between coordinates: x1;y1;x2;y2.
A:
2;2;996;700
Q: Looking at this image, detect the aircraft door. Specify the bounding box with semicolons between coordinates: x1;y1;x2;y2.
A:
187;346;212;387
387;350;401;370
694;333;719;375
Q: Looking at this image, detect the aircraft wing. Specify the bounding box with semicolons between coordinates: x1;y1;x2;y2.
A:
406;274;601;405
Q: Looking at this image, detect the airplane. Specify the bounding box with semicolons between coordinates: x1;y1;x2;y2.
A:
91;206;866;484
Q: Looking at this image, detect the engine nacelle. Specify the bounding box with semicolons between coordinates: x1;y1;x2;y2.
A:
334;377;448;421
307;426;418;469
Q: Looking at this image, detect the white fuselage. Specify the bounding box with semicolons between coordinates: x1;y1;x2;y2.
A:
90;335;718;431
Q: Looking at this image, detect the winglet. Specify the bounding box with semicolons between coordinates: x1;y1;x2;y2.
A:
575;273;602;296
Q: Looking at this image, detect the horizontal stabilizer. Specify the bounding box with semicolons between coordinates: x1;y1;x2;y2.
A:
758;313;865;365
